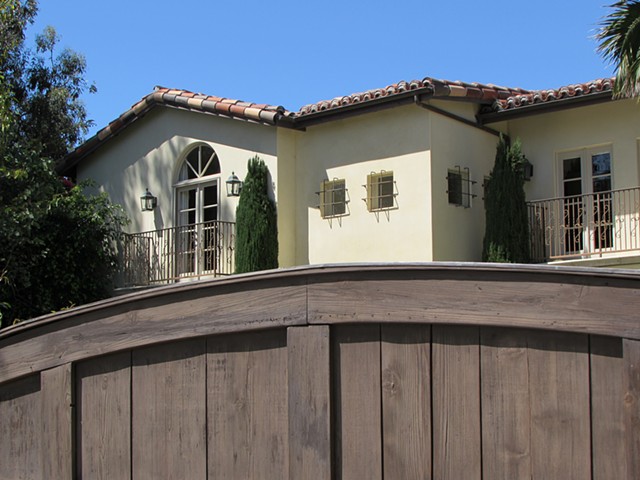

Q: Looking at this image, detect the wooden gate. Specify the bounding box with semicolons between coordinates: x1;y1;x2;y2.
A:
0;264;638;479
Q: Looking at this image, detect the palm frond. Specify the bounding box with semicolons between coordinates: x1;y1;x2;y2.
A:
597;0;640;98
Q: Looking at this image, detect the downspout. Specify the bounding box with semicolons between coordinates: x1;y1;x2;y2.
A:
413;95;509;142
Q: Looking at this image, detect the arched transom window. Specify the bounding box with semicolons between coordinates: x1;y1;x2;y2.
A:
178;145;220;181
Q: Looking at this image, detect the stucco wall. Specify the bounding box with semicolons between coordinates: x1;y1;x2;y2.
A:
507;98;640;201
296;105;433;265
429;101;503;262
76;108;278;235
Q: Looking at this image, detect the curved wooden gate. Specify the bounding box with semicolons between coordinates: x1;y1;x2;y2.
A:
0;263;638;479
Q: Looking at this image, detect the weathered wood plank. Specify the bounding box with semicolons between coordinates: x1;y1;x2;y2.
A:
3;265;640;386
527;331;590;479
287;326;331;480
132;339;206;480
0;281;307;384
432;325;481;480
380;324;431;480
208;330;288;479
624;338;640;479
480;328;531;479
0;374;41;479
590;336;627;480
333;325;382;479
41;363;73;479
307;270;640;340
76;351;131;479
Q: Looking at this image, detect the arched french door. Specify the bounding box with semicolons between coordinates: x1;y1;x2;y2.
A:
174;145;220;277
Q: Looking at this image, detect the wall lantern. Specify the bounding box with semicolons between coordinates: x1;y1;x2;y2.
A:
140;188;157;212
522;157;534;181
226;172;243;197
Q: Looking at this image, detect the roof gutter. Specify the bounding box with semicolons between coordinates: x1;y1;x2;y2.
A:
293;88;433;128
413;95;506;139
479;91;613;124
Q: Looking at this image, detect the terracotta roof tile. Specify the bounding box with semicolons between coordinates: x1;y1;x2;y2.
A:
60;77;617;172
59;86;290;171
495;78;614;112
295;77;530;116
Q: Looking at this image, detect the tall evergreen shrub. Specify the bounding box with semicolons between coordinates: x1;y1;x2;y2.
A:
482;135;530;263
235;156;278;273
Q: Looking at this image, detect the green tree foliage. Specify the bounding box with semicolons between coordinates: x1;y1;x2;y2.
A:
0;168;126;325
482;135;530;263
235;156;278;274
597;1;640;98
0;0;37;138
0;2;127;327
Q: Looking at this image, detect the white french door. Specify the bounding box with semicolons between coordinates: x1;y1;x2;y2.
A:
558;147;613;255
176;181;219;276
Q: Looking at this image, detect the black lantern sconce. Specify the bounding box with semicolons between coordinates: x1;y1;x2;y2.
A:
522;157;534;181
226;172;243;197
140;188;157;212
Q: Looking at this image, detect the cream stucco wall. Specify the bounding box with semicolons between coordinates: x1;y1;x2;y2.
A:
76;108;278;236
74;96;640;273
428;101;504;262
297;105;433;265
506;99;640;201
276;128;298;268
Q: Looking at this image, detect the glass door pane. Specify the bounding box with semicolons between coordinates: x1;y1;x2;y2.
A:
591;152;613;250
201;184;218;273
562;157;584;253
177;188;197;275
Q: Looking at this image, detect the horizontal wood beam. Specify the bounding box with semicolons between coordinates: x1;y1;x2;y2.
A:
1;263;640;385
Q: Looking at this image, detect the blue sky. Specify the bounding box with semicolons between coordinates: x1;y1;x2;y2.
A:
28;0;616;139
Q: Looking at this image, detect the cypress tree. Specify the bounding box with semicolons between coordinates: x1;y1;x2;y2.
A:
482;135;530;263
235;156;278;273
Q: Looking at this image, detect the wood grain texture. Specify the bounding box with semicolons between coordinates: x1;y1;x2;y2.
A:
287;326;331;480
208;330;288;479
590;336;627;480
3;264;640;385
624;338;640;479
480;328;531;480
0;280;306;384
76;351;131;479
380;324;431;480
333;325;382;479
0;374;41;479
132;339;206;480
527;331;590;480
307;269;640;340
432;326;481;480
40;363;73;479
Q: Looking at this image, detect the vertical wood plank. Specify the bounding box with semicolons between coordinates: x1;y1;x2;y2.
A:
528;331;590;479
624;338;640;479
41;363;73;479
0;374;41;479
480;328;531;480
333;325;382;479
381;324;431;480
132;339;206;480
591;336;627;480
76;351;131;479
432;325;481;480
208;330;288;479
288;325;331;480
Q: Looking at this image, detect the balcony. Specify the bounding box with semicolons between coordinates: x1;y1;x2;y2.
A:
119;220;235;288
528;187;640;263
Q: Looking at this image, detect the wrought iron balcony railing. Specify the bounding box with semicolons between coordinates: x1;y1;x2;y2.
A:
119;220;235;288
528;187;640;262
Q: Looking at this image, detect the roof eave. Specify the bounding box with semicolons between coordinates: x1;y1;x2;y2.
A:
293;86;520;127
479;91;614;124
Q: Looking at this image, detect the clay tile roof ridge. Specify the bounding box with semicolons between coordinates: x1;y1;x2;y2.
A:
496;77;614;111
